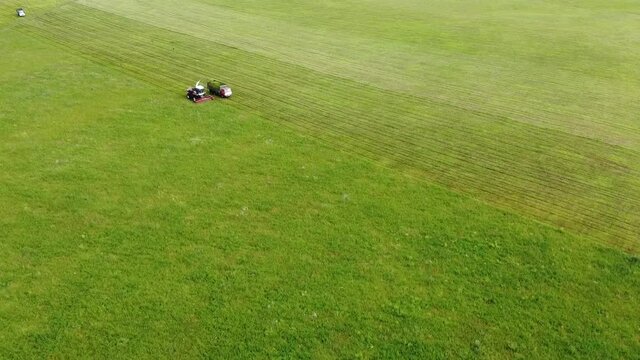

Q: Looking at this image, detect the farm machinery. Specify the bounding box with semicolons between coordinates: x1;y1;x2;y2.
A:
186;81;213;103
207;80;232;98
186;80;232;103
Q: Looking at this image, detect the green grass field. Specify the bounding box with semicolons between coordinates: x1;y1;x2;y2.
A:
1;0;639;358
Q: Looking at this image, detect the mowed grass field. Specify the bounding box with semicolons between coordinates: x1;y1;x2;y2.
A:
0;0;639;358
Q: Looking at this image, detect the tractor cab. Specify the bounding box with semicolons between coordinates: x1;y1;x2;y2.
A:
194;84;206;96
16;8;26;17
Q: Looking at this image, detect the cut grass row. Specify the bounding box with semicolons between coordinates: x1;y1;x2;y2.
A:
20;3;640;248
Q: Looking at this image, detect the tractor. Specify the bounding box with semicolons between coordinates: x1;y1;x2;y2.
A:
186;81;213;103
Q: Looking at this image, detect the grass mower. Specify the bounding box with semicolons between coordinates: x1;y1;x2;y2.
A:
186;81;214;103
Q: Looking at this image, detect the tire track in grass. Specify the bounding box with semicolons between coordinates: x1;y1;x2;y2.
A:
19;5;640;249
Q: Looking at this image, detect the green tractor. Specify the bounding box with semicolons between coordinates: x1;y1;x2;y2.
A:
207;80;232;98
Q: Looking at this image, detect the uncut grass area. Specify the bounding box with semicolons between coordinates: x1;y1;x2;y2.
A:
1;0;640;358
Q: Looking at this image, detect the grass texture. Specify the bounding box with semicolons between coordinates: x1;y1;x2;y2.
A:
1;0;639;358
